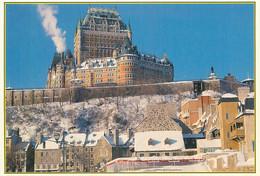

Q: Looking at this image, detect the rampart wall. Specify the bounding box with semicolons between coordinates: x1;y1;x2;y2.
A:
5;79;245;107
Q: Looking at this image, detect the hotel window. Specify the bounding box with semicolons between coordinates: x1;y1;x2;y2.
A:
140;153;144;157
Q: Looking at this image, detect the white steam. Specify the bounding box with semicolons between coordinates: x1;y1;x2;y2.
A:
37;5;66;53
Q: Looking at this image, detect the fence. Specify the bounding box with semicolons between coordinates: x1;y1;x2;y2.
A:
106;156;205;172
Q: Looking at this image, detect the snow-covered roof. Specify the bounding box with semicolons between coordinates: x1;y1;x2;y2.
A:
119;134;129;145
222;93;238;98
85;132;104;147
36;137;60;150
103;134;130;147
246;92;254;98
64;133;86;146
242;78;254;82
135;131;185;152
78;57;117;70
197;139;221;149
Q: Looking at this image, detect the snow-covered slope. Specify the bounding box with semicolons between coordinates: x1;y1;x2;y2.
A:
6;91;211;142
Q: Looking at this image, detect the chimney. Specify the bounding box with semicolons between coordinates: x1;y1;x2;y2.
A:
106;129;112;137
61;52;64;60
113;129;119;147
37;133;43;144
15;127;19;136
127;128;132;139
238;87;250;101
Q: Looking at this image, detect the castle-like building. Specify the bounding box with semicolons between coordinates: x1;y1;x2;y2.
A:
46;6;174;88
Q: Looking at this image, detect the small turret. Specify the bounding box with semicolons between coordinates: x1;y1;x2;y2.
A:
78;17;82;28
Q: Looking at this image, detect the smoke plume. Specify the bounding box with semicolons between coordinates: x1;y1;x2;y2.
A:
37;5;66;53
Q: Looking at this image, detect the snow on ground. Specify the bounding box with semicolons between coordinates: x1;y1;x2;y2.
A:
130;163;210;172
6;92;195;142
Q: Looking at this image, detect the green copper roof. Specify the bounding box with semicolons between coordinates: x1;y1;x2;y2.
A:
81;6;127;30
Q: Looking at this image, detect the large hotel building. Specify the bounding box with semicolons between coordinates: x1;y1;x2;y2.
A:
46;6;174;88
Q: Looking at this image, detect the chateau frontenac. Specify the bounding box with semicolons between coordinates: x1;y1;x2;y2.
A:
46;6;174;88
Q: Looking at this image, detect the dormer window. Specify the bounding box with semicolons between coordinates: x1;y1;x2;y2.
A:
148;138;154;146
164;138;170;145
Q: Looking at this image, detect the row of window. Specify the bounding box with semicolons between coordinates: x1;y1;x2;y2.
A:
84;34;125;40
83;39;116;44
36;164;58;170
40;158;56;164
125;73;136;78
138;152;181;157
83;43;115;48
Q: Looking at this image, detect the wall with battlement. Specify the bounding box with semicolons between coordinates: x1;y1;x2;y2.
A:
5;79;245;107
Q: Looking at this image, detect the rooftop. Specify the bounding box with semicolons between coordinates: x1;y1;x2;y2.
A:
135;131;185;152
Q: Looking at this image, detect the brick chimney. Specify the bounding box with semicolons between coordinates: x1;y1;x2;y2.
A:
113;129;119;147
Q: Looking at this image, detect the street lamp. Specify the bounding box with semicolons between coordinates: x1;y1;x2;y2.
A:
54;132;67;172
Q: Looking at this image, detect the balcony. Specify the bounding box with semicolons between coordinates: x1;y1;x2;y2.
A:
230;129;245;140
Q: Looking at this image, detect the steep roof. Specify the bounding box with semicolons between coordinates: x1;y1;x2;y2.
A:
119;37;138;55
161;52;172;65
134;103;182;133
65;49;73;59
51;53;62;68
82;6;127;30
172;119;192;134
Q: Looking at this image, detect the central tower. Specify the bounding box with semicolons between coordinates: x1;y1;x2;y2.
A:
74;6;132;66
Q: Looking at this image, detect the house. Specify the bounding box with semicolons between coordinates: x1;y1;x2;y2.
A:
229;92;254;160
94;129;131;171
34;134;61;172
218;93;240;150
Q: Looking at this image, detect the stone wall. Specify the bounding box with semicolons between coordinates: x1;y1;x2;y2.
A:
6;79;244;107
206;152;254;172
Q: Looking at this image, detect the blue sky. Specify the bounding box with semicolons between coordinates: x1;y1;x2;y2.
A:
6;3;254;89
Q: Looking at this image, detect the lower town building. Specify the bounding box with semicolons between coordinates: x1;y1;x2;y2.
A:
34;129;131;172
34;135;61;172
217;93;240;150
6;128;22;152
229;92;254;160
